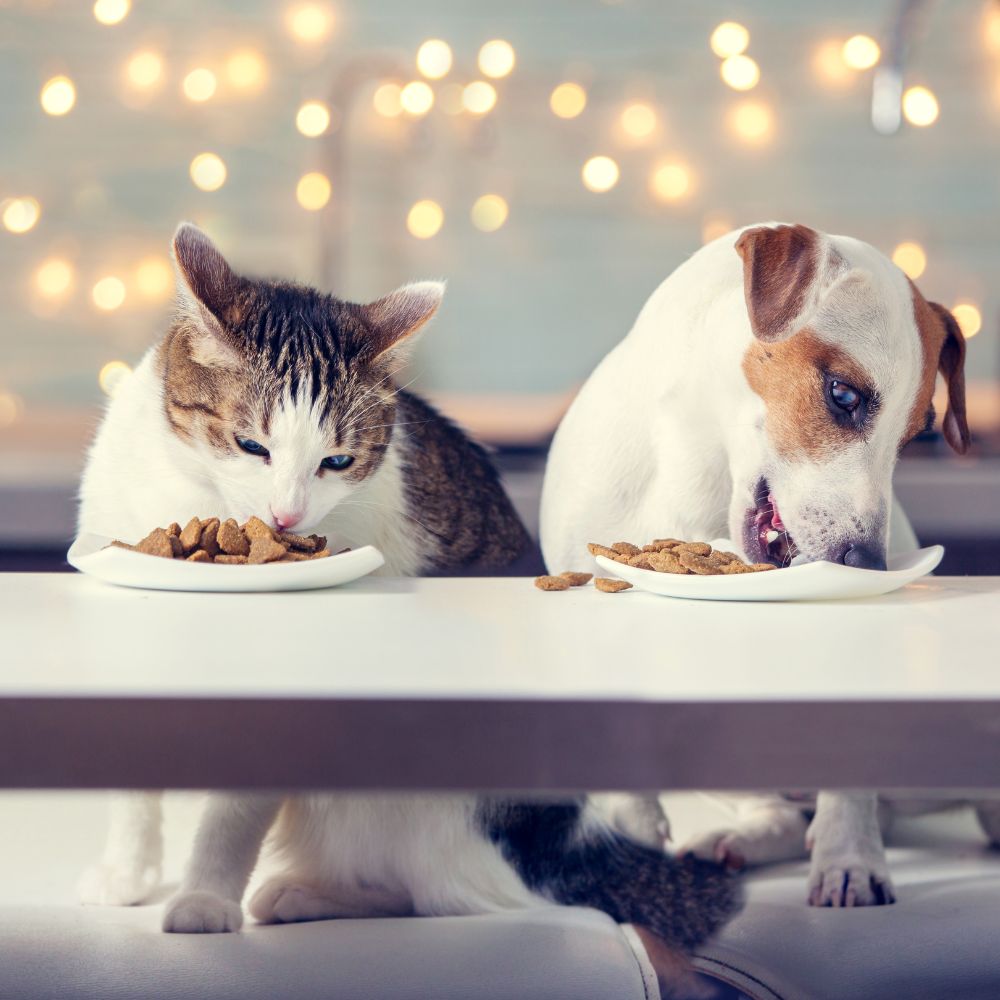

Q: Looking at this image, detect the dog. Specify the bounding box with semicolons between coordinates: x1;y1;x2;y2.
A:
540;222;974;906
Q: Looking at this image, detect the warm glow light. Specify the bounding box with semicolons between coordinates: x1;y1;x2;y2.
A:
182;68;217;102
286;4;333;43
34;257;74;298
649;161;692;202
902;85;939;126
0;392;22;429
99;360;132;397
189;153;227;192
92;277;126;312
296;172;331;210
126;50;164;90
417;39;453;79
620;102;657;139
462;80;497;114
93;0;129;25
478;39;515;78
470;194;508;232
407;199;444;239
813;39;854;87
550;82;587;118
373;82;403;117
952;302;983;339
710;22;750;58
727;100;774;144
226;49;266;91
40;76;76;116
134;257;172;299
701;216;733;244
986;3;1000;56
1;197;41;234
400;81;434;116
842;34;881;70
892;241;927;279
296;100;331;136
581;155;620;193
720;54;760;91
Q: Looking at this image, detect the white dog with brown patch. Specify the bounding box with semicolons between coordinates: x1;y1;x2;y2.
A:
541;222;977;906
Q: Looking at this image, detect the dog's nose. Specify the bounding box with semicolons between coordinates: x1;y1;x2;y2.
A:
843;544;887;571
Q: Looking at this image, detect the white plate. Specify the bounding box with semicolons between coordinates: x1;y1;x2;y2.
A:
595;545;944;602
67;533;385;594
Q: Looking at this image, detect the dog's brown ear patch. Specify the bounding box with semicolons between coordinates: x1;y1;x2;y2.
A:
736;224;826;343
928;302;971;454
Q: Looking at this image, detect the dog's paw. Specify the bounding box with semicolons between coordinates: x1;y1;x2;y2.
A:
77;861;160;906
676;829;747;871
807;857;895;907
162;890;243;933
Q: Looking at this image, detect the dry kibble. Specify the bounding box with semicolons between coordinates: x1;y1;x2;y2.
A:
186;549;212;563
277;531;316;552
168;534;184;558
218;518;250;556
179;516;203;554
675;541;712;557
578;535;779;580
559;571;593;586
647;551;689;574
243;516;274;542
749;563;777;572
587;542;627;562
249;536;287;565
215;554;248;565
279;551;310;562
611;541;641;556
311;549;332;559
535;575;572;591
199;519;221;557
166;522;181;537
627;554;656;570
595;577;632;593
135;528;175;559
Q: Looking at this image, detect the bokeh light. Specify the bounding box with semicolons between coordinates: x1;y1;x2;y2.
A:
470;194;509;232
813;39;854;87
99;360;132;397
93;0;129;26
0;392;22;429
620;102;657;139
842;34;880;70
417;39;453;79
986;3;1000;56
126;50;164;90
400;81;434;115
373;82;403;117
478;39;515;78
1;197;41;234
581;155;620;193
407;199;444;239
92;277;126;312
182;68;217;102
952;302;982;339
892;241;927;279
34;257;74;299
296;172;331;211
902;85;939;126
189;153;227;192
649;161;692;202
296;100;331;136
550;82;587;118
462;80;497;114
40;76;76;116
710;22;750;58
720;54;760;91
286;4;333;44
134;257;172;299
226;49;266;91
727;100;774;144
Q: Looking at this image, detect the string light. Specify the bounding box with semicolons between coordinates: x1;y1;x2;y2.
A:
952;303;982;339
373;82;403;117
286;4;334;44
470;194;508;232
550;82;587;118
296;172;331;210
902;85;939;126
727;100;774;144
892;241;926;279
40;76;76;116
34;257;74;298
92;276;126;311
649;161;692;202
99;360;132;397
620;102;657;140
462;80;497;114
813;39;854;87
226;49;266;91
478;39;515;78
1;197;41;234
701;216;733;243
0;392;22;428
581;156;619;193
296;100;331;136
407;199;444;239
710;22;750;58
126;50;164;90
720;55;760;91
134;257;172;299
842;34;880;70
417;39;452;80
93;0;129;26
400;81;434;116
182;68;217;103
189;153;227;192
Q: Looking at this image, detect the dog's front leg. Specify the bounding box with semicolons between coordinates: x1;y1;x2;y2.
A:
806;791;894;907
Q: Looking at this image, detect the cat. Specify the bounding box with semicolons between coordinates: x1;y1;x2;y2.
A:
78;223;740;956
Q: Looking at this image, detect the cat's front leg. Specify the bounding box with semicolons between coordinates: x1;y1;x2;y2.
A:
78;792;163;905
162;793;283;934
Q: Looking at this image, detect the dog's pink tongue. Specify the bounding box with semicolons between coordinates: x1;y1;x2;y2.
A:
768;493;786;532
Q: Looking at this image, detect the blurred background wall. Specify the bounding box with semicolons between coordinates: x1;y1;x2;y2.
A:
1;0;998;570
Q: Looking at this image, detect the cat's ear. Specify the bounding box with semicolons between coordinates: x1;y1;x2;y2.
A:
355;281;444;361
172;223;243;367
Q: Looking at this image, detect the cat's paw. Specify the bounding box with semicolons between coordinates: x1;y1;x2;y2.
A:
249;879;336;924
77;861;161;906
676;829;748;871
162;890;243;933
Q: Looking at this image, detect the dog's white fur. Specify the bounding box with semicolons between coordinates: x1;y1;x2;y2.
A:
541;223;981;906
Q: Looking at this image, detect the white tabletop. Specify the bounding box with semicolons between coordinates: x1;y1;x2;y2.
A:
3;573;1000;791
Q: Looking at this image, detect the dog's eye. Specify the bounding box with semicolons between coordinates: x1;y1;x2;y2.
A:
830;381;861;413
236;437;270;458
321;454;354;471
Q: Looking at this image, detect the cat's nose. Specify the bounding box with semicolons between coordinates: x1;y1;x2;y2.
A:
271;509;303;531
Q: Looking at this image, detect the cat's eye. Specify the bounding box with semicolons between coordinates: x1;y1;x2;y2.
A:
236;436;270;458
321;454;354;471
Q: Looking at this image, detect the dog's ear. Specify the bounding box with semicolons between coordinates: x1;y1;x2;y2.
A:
735;224;844;343
928;302;971;454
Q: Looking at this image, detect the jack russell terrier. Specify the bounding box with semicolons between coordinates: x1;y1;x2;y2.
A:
540;222;980;906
